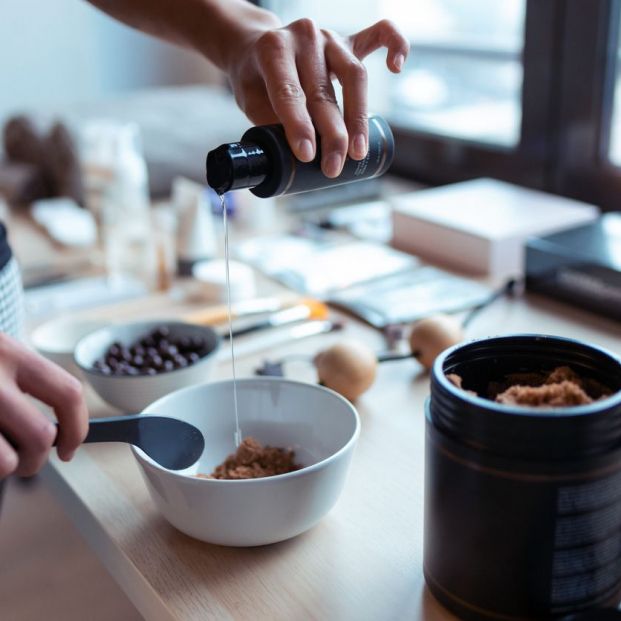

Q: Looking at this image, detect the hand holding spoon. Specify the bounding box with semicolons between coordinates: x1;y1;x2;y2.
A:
55;415;205;470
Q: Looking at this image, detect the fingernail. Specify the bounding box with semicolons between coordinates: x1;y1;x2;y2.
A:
353;134;367;159
323;153;343;178
394;53;405;71
297;139;315;162
60;449;75;462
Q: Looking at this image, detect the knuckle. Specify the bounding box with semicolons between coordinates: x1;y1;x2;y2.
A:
290;17;318;40
257;30;288;55
275;81;305;103
308;82;337;106
376;18;396;31
345;58;367;82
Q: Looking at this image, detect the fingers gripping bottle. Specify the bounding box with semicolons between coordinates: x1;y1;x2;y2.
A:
206;115;394;197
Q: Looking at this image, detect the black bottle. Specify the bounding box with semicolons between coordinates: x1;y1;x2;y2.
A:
206;115;394;197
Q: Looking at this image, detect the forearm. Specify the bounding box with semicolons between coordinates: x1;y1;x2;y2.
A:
85;1;409;176
86;0;281;70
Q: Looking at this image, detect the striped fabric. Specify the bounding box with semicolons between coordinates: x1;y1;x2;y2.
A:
0;257;24;506
0;258;24;339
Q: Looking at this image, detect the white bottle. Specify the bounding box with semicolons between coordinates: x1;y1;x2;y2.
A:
172;176;217;275
100;123;156;289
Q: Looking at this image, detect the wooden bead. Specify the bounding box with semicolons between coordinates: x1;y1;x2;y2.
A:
314;340;377;402
408;314;464;370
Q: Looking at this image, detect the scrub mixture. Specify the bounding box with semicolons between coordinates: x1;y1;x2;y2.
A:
447;365;613;407
197;436;301;480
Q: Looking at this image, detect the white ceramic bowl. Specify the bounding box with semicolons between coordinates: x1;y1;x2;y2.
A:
74;320;220;412
133;378;360;547
30;316;109;377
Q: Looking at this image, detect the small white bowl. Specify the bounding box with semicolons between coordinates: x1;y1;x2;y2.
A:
74;320;220;412
133;378;360;547
30;316;109;377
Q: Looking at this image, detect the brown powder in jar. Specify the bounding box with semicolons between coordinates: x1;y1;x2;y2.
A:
447;365;613;408
446;373;478;397
196;436;301;480
495;380;593;407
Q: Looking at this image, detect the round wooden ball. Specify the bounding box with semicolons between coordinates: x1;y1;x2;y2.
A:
314;340;377;401
408;314;464;370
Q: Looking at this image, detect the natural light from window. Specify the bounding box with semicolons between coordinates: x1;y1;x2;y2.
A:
382;0;526;147
266;0;526;148
608;20;621;166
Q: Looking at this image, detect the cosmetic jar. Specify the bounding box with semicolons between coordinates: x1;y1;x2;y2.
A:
425;334;621;620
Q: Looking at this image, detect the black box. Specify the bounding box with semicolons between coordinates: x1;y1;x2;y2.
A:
525;213;621;321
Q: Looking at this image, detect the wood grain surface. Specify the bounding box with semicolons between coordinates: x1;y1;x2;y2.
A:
9;203;621;620
39;288;621;621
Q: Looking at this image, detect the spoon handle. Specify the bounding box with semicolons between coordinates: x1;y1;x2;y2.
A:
83;415;144;444
52;414;205;470
53;415;143;446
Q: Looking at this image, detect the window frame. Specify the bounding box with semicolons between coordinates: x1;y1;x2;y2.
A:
259;0;621;210
552;0;621;211
389;0;565;191
390;0;621;211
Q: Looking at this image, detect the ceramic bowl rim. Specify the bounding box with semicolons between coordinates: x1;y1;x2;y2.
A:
131;376;361;485
31;317;109;355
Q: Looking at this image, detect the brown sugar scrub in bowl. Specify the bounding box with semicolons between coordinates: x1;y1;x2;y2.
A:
130;378;360;547
425;335;621;620
197;437;301;480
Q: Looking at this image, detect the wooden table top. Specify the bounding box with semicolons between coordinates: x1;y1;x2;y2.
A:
13;206;621;621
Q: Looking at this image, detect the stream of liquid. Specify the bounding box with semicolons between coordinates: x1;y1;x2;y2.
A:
221;194;241;448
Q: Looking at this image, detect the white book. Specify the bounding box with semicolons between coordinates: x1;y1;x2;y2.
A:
391;178;599;279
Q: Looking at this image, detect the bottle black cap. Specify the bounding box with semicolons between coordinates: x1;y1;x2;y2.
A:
206;142;270;195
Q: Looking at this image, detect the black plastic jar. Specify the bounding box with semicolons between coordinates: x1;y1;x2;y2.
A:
425;334;621;621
